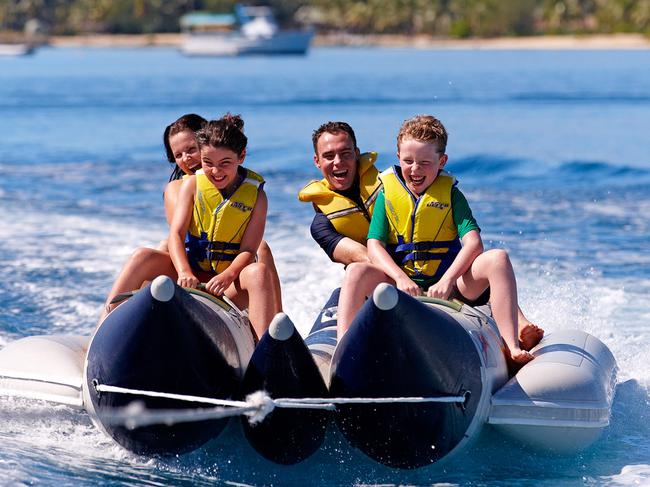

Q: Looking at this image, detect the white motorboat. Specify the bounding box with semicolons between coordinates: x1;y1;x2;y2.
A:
180;5;313;56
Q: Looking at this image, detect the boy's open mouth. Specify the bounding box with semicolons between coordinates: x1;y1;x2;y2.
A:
410;175;425;185
332;169;349;181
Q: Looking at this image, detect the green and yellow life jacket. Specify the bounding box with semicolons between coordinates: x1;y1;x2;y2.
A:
380;166;461;282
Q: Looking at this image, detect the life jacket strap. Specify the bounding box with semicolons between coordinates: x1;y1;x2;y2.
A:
185;233;240;265
408;251;458;283
205;251;237;262
388;239;461;253
387;238;461;282
206;241;240;252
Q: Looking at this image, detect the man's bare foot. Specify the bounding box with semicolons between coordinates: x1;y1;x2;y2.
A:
506;347;534;375
519;323;544;351
511;348;534;364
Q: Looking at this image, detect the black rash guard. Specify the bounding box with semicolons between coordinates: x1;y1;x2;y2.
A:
310;212;344;261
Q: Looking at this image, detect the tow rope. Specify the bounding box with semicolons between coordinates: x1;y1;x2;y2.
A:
93;383;469;429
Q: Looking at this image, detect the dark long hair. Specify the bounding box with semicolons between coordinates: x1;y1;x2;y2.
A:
163;113;207;182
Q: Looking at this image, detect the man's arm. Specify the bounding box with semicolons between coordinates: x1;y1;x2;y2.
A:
331;237;369;265
310;212;369;265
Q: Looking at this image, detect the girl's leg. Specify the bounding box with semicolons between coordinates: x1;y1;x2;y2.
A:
336;262;393;339
225;262;278;339
456;249;533;365
156;239;169;252
99;248;177;323
256;240;283;312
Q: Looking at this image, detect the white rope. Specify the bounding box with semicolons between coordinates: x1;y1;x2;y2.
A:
277;396;466;405
92;383;468;429
95;384;250;408
0;371;82;388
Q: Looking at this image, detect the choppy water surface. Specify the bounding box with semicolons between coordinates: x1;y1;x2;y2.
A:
1;46;649;486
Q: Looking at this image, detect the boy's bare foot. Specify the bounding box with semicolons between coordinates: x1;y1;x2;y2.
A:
519;323;544;351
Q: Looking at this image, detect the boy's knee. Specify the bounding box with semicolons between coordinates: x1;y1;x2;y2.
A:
243;262;271;283
486;248;511;268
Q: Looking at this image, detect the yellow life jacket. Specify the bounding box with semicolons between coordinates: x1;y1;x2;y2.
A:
185;167;264;274
297;152;382;244
380;166;461;282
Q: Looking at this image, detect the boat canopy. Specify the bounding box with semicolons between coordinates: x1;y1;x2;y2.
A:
180;12;237;32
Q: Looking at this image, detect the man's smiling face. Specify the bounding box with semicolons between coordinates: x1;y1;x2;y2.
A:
314;130;360;191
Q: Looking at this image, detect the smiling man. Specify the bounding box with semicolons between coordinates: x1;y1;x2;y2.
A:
298;121;382;265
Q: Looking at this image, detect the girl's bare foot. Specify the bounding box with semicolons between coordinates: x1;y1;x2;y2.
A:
519;323;544;351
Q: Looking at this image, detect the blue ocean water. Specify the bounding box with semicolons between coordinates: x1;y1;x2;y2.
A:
1;46;649;485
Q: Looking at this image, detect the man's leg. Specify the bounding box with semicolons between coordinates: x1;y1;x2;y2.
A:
336;262;393;339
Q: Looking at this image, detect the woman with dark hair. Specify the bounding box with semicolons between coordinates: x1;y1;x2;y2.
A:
98;113;282;326
161;113;207;228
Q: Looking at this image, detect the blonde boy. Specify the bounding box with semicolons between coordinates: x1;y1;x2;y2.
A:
336;115;539;366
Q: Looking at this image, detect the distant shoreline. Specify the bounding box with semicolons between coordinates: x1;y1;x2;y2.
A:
48;32;650;50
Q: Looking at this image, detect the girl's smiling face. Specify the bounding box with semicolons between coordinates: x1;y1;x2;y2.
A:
169;129;201;175
398;138;448;195
200;145;245;192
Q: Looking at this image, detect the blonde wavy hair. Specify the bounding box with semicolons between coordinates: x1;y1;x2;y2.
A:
397;115;448;153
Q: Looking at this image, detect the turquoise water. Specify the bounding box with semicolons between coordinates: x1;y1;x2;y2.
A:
0;46;649;485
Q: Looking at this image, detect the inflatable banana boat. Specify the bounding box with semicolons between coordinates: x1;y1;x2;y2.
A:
0;277;616;469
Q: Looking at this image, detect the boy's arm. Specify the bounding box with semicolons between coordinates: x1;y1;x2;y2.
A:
204;189;267;296
368;239;421;296
169;176;199;288
426;229;483;299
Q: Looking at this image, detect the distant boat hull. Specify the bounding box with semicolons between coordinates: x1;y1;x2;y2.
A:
0;44;34;56
181;31;313;56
